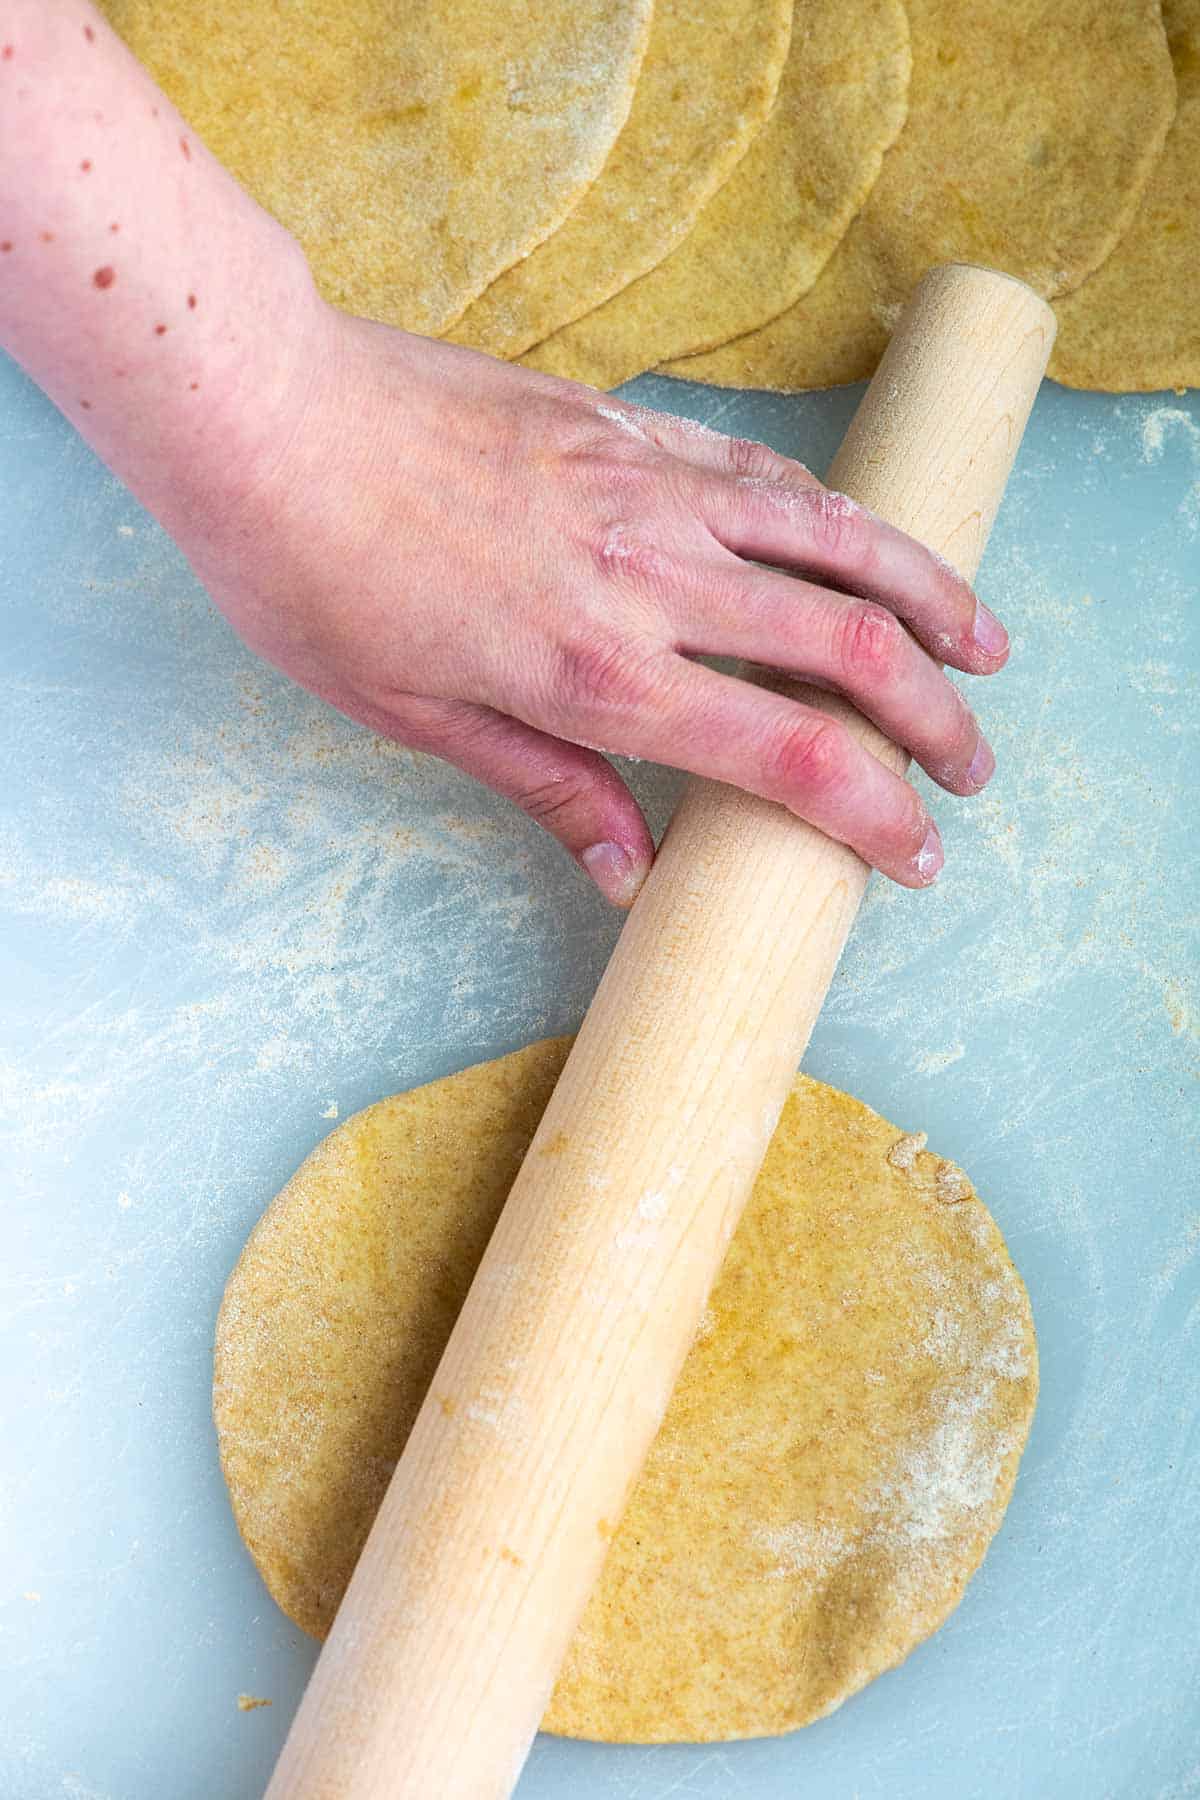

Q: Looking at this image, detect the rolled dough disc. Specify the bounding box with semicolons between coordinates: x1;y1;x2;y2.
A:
668;0;1176;392
445;0;793;362
522;0;911;390
97;0;654;336
1051;0;1200;392
214;1039;1037;1743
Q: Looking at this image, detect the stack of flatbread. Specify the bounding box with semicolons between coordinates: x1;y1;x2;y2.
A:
103;0;1197;392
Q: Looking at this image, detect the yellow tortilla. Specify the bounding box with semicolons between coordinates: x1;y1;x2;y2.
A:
524;0;910;390
98;0;654;335
447;0;793;362
215;1039;1037;1742
670;0;1176;391
1051;0;1200;392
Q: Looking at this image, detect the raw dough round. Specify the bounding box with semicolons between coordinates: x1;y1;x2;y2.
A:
523;0;911;390
1051;0;1200;392
445;0;793;361
97;0;654;336
215;1039;1037;1743
669;0;1176;391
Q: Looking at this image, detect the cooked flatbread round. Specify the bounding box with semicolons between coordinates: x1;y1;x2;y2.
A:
1051;0;1200;392
98;0;654;336
670;0;1176;392
446;0;793;362
524;0;910;390
215;1039;1037;1743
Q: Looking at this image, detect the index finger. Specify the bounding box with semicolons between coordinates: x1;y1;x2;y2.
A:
595;403;1008;675
696;464;1008;676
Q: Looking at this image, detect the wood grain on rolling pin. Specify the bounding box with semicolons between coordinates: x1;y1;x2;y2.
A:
266;264;1056;1800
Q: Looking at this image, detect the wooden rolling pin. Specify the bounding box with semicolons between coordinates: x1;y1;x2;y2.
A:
267;263;1055;1799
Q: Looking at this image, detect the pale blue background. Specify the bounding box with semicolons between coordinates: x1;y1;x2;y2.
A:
1;351;1196;1799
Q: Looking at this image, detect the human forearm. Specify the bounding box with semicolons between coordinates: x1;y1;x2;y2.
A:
0;0;319;536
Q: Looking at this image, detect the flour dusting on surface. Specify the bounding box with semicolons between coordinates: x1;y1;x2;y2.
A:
3;365;1198;1791
756;1518;847;1582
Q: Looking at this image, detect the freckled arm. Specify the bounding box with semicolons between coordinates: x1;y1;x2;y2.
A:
0;0;321;538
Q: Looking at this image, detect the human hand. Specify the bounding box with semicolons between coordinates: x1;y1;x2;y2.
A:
0;1;1005;911
175;301;1009;907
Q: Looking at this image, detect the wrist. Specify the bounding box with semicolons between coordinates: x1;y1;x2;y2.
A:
189;302;432;572
144;229;331;545
173;300;437;695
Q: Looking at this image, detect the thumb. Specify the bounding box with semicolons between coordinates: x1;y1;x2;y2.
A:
384;696;655;908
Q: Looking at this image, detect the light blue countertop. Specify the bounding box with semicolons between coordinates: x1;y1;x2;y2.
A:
1;352;1196;1800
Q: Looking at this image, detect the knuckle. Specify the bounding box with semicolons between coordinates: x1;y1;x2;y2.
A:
839;603;904;686
892;794;932;861
766;714;848;803
805;485;868;560
590;521;675;594
928;684;977;777
895;787;928;844
553;633;654;725
725;435;781;481
517;772;587;830
947;683;978;753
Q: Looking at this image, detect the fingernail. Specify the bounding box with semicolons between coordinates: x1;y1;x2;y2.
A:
581;841;646;908
915;823;943;883
973;602;1008;656
966;739;995;789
